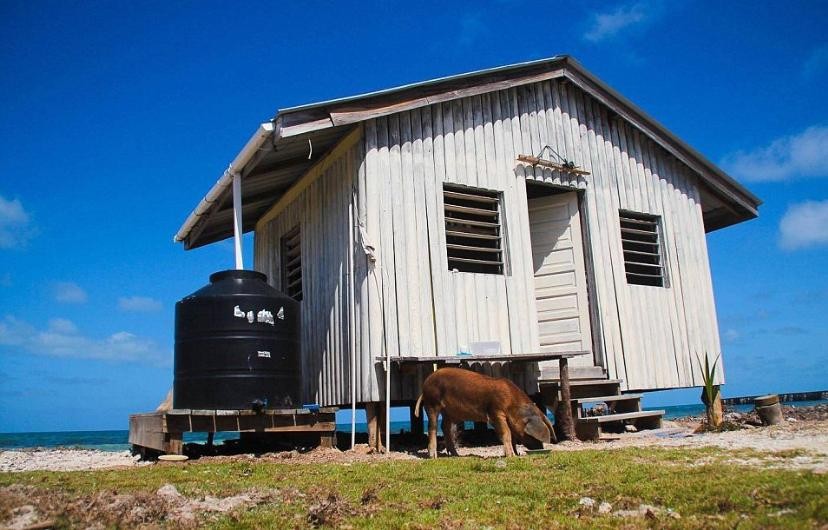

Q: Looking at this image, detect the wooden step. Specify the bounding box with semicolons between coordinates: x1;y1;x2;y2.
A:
574;393;643;417
539;365;607;381
574;409;665;441
574;393;643;404
579;410;664;423
540;378;623;400
539;378;623;386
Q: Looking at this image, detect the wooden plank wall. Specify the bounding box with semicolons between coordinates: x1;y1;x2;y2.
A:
254;140;366;406
255;77;724;406
359;78;722;394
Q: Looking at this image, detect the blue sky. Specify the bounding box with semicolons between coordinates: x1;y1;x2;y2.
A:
1;1;826;432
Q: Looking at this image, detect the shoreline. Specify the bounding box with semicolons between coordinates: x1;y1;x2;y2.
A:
2;404;826;473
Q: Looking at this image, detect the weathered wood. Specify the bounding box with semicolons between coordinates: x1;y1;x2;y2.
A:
328;68;567;126
554;358;577;442
365;402;385;453
516;154;591;175
251;72;733;406
256;125;363;229
129;408;337;455
386;351;588;365
164;433;183;456
129;414;165;453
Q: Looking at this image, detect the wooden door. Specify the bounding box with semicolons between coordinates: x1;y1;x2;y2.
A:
528;192;594;367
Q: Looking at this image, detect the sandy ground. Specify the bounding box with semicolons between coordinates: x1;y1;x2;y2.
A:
0;449;147;473
2;407;827;473
1;410;826;529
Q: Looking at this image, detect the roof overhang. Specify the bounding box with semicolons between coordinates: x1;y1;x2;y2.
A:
175;55;760;249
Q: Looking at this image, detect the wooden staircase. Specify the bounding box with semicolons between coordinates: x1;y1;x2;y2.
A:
539;378;665;441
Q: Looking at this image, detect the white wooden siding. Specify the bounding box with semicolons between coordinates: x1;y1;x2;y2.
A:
255;77;724;406
358;78;722;395
254;139;364;406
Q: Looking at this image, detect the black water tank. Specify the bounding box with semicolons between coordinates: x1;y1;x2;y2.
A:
173;270;300;410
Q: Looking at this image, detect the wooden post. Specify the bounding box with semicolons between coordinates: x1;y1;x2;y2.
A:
365;402;385;453
164;432;183;455
555;357;577;441
319;432;336;449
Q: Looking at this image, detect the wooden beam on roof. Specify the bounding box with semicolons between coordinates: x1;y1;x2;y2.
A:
328;68;565;126
279;116;336;138
255;125;363;229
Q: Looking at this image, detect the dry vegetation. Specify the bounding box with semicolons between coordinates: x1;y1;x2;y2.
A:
1;409;826;528
1;443;826;529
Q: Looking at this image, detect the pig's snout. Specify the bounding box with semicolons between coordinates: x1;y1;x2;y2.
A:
519;404;552;446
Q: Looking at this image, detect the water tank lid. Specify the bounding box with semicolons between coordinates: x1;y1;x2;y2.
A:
209;269;267;283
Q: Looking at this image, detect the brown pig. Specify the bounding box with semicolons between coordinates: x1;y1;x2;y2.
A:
414;367;556;458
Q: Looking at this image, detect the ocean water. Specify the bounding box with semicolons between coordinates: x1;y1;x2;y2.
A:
1;401;823;452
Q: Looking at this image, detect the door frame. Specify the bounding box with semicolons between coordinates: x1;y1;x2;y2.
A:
525;182;605;373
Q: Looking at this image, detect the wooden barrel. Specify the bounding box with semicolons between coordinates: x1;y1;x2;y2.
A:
754;394;782;425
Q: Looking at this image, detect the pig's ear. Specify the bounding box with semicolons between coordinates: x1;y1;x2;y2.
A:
521;405;551;443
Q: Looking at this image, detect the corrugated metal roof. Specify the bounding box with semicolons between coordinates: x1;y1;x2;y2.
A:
176;55;760;249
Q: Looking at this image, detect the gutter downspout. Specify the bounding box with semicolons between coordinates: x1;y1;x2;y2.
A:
174;122;276;246
232;171;244;269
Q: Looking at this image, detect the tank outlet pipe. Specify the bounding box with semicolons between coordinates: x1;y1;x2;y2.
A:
174;122;275;247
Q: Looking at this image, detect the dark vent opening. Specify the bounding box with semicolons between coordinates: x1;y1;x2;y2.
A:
619;211;664;287
281;226;303;301
444;185;503;274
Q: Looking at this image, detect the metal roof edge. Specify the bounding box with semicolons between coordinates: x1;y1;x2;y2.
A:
562;57;761;212
174;121;277;246
275;55;569;116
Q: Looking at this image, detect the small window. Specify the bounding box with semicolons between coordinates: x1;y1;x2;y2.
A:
619;211;664;287
443;184;503;274
281;226;302;301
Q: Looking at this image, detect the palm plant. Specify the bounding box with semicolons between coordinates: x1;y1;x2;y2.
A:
696;352;723;428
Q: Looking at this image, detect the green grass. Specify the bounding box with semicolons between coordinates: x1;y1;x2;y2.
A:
2;446;826;529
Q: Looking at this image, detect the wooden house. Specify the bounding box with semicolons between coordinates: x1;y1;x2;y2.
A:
175;56;760;441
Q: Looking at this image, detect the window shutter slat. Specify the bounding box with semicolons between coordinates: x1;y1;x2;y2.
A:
619;211;665;288
444;184;503;274
280;226;303;301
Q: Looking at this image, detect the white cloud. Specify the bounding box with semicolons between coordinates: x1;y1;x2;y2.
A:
0;194;35;249
583;2;651;43
779;200;828;250
54;281;88;304
722;125;828;182
0;314;170;365
118;296;162;313
48;318;77;334
723;328;740;343
802;44;828;79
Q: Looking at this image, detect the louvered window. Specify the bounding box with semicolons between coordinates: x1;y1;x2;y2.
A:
443;184;503;274
281;226;302;301
619;211;665;287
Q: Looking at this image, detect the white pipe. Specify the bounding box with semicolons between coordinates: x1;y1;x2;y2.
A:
174;122;275;244
232;172;244;269
385;324;391;454
348;194;357;449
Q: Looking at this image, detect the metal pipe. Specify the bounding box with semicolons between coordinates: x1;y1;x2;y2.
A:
348;194;357;449
385;323;391;454
232;172;244;269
